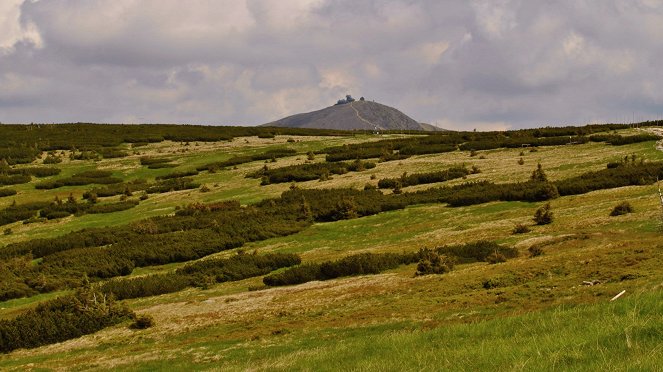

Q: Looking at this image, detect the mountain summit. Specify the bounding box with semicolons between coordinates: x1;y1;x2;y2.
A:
264;96;440;131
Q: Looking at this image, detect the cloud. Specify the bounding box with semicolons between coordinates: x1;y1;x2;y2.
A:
1;1;663;128
0;0;42;53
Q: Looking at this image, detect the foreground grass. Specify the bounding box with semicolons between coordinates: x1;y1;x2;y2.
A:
220;288;663;372
2;286;659;371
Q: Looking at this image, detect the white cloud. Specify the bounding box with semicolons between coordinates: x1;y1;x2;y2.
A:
419;41;450;65
0;0;42;53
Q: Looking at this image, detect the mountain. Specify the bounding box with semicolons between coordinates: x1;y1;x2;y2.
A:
264;99;442;131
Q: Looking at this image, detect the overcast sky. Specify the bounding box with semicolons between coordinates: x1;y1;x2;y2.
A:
1;0;663;130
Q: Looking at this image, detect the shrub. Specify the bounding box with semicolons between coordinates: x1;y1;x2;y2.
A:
533;203;553;225
0;174;31;186
531;163;548;182
130;314;155;330
435;240;518;264
512;224;530;234
610;201;634;216
486;251;507;264
43;155;62;164
0;287;133;353
378;165;470;189
263;252;419;286
415;248;454;275
0;189;17;197
528;246;544;257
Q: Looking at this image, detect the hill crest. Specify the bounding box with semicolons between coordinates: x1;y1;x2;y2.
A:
264;99;441;131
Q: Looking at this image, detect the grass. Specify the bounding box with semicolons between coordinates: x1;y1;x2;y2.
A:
0;128;662;369
2;284;660;370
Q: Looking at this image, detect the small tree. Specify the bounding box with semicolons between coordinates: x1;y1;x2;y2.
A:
533;203;553;225
531;163;548;182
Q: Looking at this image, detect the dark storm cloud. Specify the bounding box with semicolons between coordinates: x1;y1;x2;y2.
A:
1;0;662;129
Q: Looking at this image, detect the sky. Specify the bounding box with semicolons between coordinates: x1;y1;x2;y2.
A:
1;0;663;130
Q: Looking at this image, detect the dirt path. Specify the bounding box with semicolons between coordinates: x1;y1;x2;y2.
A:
350;101;383;130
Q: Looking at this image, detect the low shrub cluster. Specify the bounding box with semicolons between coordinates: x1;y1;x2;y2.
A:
0;147;41;165
145;177;200;193
3;166;61;178
0;174;31;186
100;252;301;300
0;287;133;353
0;188;17;197
459;136;588;151
140;157;176;169
0;201;311;300
263;240;517;286
155;170;199;180
248;160;376;184
323;135;461;162
554;161;663;196
589;133;659;145
263;252;419;286
98;148;129;158
83;179;148;198
0;197;139;226
0;201;51;226
198;148;297;171
377;165;471;189
35;170;122;189
434;240;518;264
271;188;408;222
443;180;560;207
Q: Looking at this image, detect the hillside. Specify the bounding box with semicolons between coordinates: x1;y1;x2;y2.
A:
0;123;662;370
265;99;440;131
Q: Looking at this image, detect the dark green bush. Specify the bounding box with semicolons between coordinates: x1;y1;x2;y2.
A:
378;165;470;189
512;224;531;234
528;246;544;257
198;148;297;171
610;202;634;216
415;248;454;275
435;240;518;264
35;170;122;189
263;252;419;286
0;174;31;186
0;287;133;353
155;170;199;180
533;203;553;225
6;167;60;177
248;160;375;184
0;188;17;197
130;315;155;330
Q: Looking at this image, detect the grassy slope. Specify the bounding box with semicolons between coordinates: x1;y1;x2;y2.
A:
1;129;662;370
